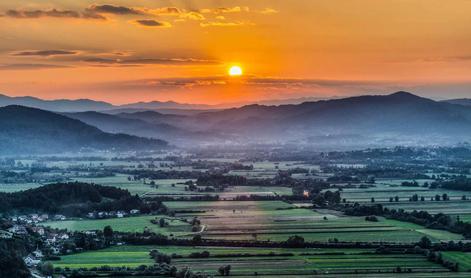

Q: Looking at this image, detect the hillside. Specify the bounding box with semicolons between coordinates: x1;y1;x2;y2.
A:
54;92;471;147
64;111;189;142
186;92;471;145
0;182;141;215
0;105;167;154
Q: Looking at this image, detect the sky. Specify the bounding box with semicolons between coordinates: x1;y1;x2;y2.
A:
1;0;471;105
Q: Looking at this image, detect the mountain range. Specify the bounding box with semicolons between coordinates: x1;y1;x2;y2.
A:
1;91;471;153
443;98;471;107
0;93;213;113
62;92;471;147
0;105;167;154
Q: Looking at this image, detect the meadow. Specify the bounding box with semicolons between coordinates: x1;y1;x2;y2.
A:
41;215;192;236
51;245;449;276
164;200;463;242
0;182;44;193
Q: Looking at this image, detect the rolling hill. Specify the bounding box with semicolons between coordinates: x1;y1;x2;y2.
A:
0;105;167;154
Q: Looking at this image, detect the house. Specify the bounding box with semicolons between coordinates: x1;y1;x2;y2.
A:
130;209;140;214
24;256;41;267
33;248;44;259
8;225;28;235
59;233;69;240
32;226;45;235
54;215;66;221
51;247;61;255
0;230;13;239
117;212;124;218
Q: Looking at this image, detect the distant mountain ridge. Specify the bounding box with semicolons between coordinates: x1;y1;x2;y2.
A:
2;92;471;149
0;93;215;112
0;93;114;112
442;98;471;106
0;105;167;154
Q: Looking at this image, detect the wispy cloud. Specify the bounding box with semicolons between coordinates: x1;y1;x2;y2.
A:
5;8;105;20
200;6;250;14
134;19;172;28
0;63;70;70
12;50;77;57
87;4;144;15
79;56;215;66
90;76;389;92
200;21;254;27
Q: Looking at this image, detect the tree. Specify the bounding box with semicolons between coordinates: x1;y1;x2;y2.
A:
40;262;54;276
286;235;305;247
150;250;171;264
218;265;231;276
193;234;202;243
159;218;166;228
103;225;113;242
418;236;432;248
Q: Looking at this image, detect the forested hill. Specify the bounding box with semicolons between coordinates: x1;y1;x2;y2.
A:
0;182;141;215
0;105;167;154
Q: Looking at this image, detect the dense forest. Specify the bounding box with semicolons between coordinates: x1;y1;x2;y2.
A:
0;182;164;215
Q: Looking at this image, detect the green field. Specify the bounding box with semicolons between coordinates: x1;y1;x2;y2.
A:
41;215;192;236
74;175;194;196
0;182;44;193
164;200;462;242
340;181;469;203
52;245;448;276
442;252;471;272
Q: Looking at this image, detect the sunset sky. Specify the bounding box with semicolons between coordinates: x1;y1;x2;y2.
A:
1;0;471;104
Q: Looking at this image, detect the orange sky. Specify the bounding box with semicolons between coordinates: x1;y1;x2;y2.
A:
1;0;471;104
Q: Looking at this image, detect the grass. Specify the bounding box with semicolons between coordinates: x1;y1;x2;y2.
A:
41;215;192;236
442;252;471;272
52;245;446;276
164;200;463;243
0;182;43;193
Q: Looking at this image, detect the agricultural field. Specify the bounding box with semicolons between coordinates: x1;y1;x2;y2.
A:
51;245;449;276
164;200;462;242
74;174;194;196
41;215;193;236
442;252;471;272
0;182;44;192
340;181;469;203
380;200;471;215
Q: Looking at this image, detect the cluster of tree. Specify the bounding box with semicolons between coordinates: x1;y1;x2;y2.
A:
312;190;341;206
123;170;202;180
0;182;166;216
327;175;360;183
439;176;471;191
401;181;420;187
343;203;471;238
0;238;31;278
196;174;247;188
322;165;429;181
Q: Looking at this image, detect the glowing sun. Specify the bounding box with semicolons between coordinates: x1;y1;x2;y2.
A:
228;65;243;76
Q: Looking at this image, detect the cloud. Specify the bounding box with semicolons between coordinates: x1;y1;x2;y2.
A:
5;8;105;20
12;50;77;57
134;19;172;27
0;63;70;70
92;76;387;92
200;6;249;14
259;8;279;14
200;21;254;27
146;7;205;21
79;56;218;66
87;4;144;15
